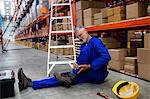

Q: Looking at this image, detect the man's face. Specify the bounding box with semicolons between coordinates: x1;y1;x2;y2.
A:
76;29;88;43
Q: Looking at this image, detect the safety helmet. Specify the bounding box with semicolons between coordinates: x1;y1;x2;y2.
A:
112;80;139;99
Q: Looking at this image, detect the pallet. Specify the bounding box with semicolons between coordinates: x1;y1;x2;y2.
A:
108;68;150;82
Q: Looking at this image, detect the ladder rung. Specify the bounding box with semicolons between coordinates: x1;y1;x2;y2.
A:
49;45;74;48
52;16;71;19
53;3;70;6
50;30;73;33
48;60;76;64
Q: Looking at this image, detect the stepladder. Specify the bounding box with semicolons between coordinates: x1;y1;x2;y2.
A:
47;0;76;76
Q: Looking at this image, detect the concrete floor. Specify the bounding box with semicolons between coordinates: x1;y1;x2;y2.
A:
0;43;150;99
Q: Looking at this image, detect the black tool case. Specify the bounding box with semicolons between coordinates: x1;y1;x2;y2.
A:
0;70;15;98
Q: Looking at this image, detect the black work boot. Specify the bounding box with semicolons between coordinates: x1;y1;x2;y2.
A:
54;72;72;88
18;68;32;91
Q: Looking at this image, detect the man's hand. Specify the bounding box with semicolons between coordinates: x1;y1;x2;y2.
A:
77;64;90;74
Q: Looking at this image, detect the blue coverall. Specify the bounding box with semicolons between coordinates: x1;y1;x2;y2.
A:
32;37;111;90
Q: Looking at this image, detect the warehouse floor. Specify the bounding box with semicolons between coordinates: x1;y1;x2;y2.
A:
0;43;150;99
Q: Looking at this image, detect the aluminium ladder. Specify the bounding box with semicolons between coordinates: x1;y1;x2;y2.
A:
47;0;76;76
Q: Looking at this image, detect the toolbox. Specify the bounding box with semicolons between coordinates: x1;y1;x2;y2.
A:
0;70;15;98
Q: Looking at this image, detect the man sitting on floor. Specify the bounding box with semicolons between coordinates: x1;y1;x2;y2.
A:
18;26;111;91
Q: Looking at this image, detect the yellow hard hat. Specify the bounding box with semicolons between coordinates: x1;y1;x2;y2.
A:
112;80;139;99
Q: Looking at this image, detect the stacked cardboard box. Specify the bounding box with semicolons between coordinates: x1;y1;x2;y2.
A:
137;33;150;80
84;8;100;26
113;6;125;22
108;49;128;71
100;37;120;49
76;1;104;26
126;2;147;19
94;12;107;25
124;57;138;74
107;8;114;22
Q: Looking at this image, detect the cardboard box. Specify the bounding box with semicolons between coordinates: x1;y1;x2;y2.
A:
124;65;135;74
125;57;137;65
84;8;100;17
101;7;108;18
76;1;89;11
144;33;150;48
107;8;114;17
109;49;128;61
137;48;150;64
128;30;142;42
109;60;124;71
94;13;102;20
114;14;125;22
76;10;84;26
84;17;94;27
108;15;114;22
138;63;150;80
126;2;147;19
94;19;107;25
114;6;125;14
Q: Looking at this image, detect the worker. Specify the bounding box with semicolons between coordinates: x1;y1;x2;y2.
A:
18;26;111;91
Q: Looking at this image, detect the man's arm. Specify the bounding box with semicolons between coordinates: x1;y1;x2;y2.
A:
90;38;111;70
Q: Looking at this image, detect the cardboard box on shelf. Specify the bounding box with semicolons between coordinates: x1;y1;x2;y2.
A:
104;42;120;49
128;30;142;42
138;63;150;80
88;1;104;8
84;17;94;27
107;8;114;17
114;6;125;14
137;48;150;64
109;60;124;71
108;15;114;22
124;65;136;74
94;19;107;25
144;33;150;48
126;2;147;19
84;8;100;17
76;10;84;26
101;7;108;18
109;49;128;61
76;1;89;11
94;13;102;20
113;14;125;22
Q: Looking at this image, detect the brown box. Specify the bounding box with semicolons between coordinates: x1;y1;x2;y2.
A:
113;14;125;22
108;15;114;22
107;8;114;17
128;30;142;42
101;7;108;18
114;6;125;15
125;57;137;66
124;65;135;74
76;10;84;26
109;60;124;71
109;49;128;61
137;48;150;64
94;13;102;20
94;19;107;25
144;33;150;48
84;17;94;27
76;1;89;11
138;63;150;80
84;8;100;17
126;2;147;19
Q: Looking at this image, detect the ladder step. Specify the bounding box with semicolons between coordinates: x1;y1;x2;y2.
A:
50;30;73;33
48;60;76;64
51;16;71;19
53;3;70;6
49;45;74;48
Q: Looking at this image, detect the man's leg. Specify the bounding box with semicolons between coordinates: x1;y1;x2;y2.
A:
32;77;60;90
18;68;60;91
